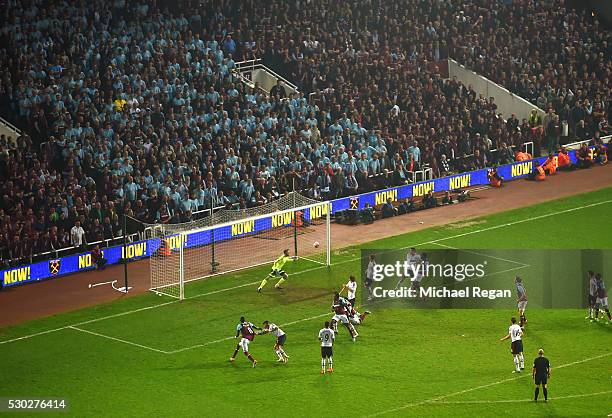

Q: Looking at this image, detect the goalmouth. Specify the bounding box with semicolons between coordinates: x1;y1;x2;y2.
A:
141;193;331;299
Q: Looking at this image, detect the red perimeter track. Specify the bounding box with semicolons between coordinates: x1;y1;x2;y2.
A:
1;164;611;328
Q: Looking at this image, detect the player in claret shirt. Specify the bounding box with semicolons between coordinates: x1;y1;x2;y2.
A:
330;292;358;341
260;321;289;363
230;316;261;367
586;271;598;321
594;274;612;323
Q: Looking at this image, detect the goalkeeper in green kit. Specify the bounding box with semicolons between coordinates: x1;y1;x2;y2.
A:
258;249;297;292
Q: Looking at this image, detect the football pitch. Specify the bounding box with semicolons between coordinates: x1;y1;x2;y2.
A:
1;188;612;417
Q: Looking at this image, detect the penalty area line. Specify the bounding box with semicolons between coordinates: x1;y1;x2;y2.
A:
68;326;170;354
167;311;332;354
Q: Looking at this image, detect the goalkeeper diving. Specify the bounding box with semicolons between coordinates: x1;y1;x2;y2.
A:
258;249;297;292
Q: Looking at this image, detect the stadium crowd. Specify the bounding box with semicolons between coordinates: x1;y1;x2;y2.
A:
0;0;610;266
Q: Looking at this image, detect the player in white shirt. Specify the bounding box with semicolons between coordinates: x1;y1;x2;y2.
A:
365;254;376;300
410;252;428;293
396;247;421;290
318;321;335;374
341;275;358;306
260;321;289;363
348;305;371;326
499;317;524;373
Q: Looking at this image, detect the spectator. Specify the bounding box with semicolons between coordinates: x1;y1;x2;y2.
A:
0;0;609;268
398;198;415;215
423;192;438;209
576;143;593;169
575;120;591;143
345;173;359;195
359;203;374;224
442;191;454;205
91;245;107;270
545;115;561;155
438;154;451;177
393;163;410;186
381;198;397;219
270;79;287;99
70;220;86;252
496;143;514;165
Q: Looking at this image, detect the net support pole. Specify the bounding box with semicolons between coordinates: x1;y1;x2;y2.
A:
211;227;216;273
122;214;128;293
326;202;331;267
293;209;298;257
292;182;298;257
210;195;217;273
179;232;185;300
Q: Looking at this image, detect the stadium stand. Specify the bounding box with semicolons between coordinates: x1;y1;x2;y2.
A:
0;0;609;267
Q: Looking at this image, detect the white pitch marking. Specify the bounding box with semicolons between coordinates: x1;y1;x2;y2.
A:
431;243;530;267
111;280;132;293
428;389;612;404
88;280;117;289
1;198;611;346
167;312;333;354
366;352;612;417
68;326;169;354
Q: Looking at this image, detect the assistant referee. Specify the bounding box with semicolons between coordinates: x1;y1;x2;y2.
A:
532;348;550;402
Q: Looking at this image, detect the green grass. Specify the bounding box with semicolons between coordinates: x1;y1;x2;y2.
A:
1;188;612;418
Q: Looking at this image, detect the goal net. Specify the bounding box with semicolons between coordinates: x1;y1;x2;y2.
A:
142;193;331;299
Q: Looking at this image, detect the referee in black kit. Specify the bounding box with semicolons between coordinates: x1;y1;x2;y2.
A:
532;348;551;402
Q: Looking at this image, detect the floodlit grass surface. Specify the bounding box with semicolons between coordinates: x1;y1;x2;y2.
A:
1;188;612;418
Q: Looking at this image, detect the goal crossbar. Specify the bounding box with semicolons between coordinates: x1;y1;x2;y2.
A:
145;198;331;300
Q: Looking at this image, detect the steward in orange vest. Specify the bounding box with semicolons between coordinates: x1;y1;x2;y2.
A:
557;147;572;170
515;151;532;162
528;165;546;181
488;167;503;188
541;154;557;175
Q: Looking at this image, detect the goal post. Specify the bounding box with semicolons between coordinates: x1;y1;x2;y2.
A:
142;193;331;299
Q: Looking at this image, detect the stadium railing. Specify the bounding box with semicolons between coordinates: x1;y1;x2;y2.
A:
564;135;611;150
233;59;299;96
22;233;141;264
0;116;22;146
447;58;546;122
